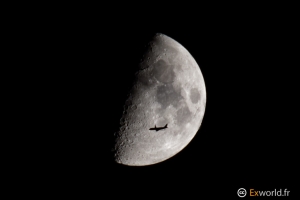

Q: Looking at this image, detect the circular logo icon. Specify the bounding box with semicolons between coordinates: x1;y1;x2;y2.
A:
237;188;247;198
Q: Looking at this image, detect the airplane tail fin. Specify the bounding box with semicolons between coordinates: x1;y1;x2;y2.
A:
164;124;168;128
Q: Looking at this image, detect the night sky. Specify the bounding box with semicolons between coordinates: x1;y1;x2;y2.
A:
20;7;297;198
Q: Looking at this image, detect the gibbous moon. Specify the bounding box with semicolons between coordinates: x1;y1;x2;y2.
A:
113;33;206;166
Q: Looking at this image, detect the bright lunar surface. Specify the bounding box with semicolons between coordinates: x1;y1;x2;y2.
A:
113;33;206;166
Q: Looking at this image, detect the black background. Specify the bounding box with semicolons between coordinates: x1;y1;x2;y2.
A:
12;4;298;198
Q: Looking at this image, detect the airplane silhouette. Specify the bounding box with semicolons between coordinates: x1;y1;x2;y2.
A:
149;124;168;131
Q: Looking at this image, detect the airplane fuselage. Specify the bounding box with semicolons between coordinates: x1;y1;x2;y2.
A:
149;127;166;131
149;124;168;131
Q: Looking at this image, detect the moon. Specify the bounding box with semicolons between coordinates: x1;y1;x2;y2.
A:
113;33;206;166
